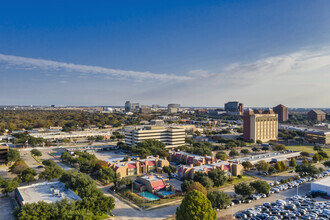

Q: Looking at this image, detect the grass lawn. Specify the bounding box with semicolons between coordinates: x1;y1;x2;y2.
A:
286;145;330;155
210;175;256;191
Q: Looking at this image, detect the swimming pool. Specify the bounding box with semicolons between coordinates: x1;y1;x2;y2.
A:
157;191;175;196
137;192;160;201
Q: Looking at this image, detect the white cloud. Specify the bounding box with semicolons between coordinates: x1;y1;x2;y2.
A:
0;53;192;81
59;80;68;84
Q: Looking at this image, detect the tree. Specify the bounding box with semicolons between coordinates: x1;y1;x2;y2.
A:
176;190;216;220
250;180;270;194
186;182;207;195
273;144;286;151
242;161;253;170
95;167;116;184
295;164;320;176
118;177;134;187
31;149;42;157
275;162;282;171
229;150;239;157
181;180;194;193
207;191;231;209
313;153;323;162
262;146;269;152
208;169;226;187
234;182;254;198
256;140;262;145
280;161;287;171
302;156;309;164
289;158;297;167
323;160;330;167
313;146;322;151
215;152;228;160
255;160;269;172
42;159;57;167
241;149;250;155
162;165;177;178
2;178;19;195
268;166;276;175
39;165;64;181
9;158;29;174
300;152;310;157
7;148;20;163
19;168;37;184
199;176;214;189
318;151;329;159
252;147;260;153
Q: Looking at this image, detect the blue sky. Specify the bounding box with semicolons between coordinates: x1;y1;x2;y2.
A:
1;0;330;107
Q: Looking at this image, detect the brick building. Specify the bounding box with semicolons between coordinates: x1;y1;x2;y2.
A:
307;109;326;121
168;150;217;166
273;104;289;122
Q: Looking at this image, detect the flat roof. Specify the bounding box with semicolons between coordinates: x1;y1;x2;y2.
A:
312;176;330;187
16;181;81;205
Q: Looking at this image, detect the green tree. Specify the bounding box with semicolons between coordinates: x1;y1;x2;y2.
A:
273;144;286;151
300;152;310;157
181;180;194;193
323;160;330;167
118;177;134;187
95;167;116;184
229;149;239;157
318;151;329;159
250;180;270;194
176;190;216;220
207;169;226;187
295;164;320;176
7;148;20;163
252;147;260;153
30;149;42;157
242;161;253;170
313;153;323;162
162;165;177;178
261;146;269;152
2;178;19;195
302;156;309;164
199;176;214;189
255;160;269;172
275;162;282;171
207;191;231;209
186;182;207;195
19;168;37;184
280;161;287;171
215;152;228;160
234;182;254;198
268;166;276;174
289;158;297;167
240;149;250;155
39;165;64;181
256;140;262;145
42;159;57;167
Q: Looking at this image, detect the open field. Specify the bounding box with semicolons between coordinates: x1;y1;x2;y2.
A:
286;145;330;155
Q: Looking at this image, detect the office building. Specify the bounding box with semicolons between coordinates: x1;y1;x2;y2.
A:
307;109;326;121
305;130;330;145
131;103;140;111
224;101;244;115
273;104;289;122
125;126;185;148
168;104;180;113
230;151;301;165
140;106;151;114
15;181;81;207
243;109;278;143
125;101;132;112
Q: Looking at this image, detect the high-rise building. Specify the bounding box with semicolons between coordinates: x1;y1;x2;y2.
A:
140;106;151;114
131;103;140;111
168;104;180;113
307;109;326;121
125;101;132;112
243;109;278;143
224;101;244;115
273;104;289;122
125;126;185;148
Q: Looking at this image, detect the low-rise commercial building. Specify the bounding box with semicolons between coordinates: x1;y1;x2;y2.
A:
125;126;185;148
305;130;330;145
229;151;301;165
311;176;330;196
108;156;169;178
15;181;81;207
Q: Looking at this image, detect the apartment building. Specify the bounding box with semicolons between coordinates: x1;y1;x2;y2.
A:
168;150;217;166
178;161;243;179
308;109;326;121
125;126;185;148
108;156;169;178
243;109;278;143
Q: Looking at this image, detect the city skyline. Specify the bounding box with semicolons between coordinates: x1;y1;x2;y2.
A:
1;1;330;107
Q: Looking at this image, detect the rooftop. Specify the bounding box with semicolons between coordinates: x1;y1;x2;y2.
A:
312;176;330;187
16;181;81;205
